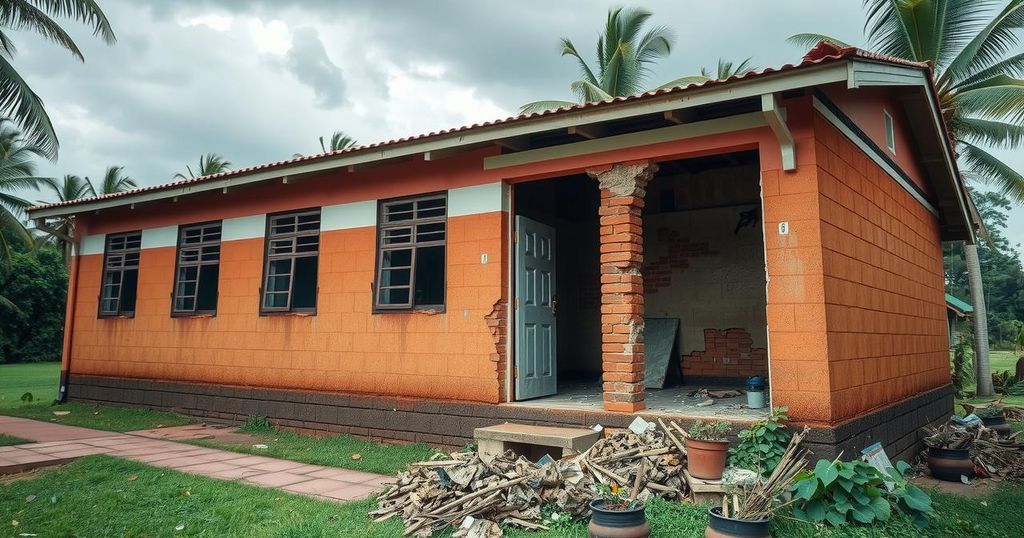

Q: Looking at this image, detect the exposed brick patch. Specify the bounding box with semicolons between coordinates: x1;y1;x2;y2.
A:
587;161;657;412
643;227;719;294
682;328;768;379
484;298;508;401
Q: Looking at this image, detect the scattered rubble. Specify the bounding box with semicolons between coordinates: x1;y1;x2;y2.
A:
370;420;691;536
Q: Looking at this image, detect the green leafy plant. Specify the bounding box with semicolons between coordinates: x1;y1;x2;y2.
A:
20;392;33;403
594;482;642;511
687;420;730;442
728;407;790;477
790;459;932;528
240;415;272;433
974;406;1004;419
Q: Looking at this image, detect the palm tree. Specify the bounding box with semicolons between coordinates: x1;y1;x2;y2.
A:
0;1;116;159
520;7;680;113
698;58;757;81
0;119;47;265
87;165;135;195
789;0;1024;396
320;131;357;153
38;174;92;265
174;153;231;179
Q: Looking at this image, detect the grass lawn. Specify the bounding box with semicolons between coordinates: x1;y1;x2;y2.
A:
3;456;1024;538
0;362;194;432
0;433;30;446
991;350;1021;375
190;421;438;476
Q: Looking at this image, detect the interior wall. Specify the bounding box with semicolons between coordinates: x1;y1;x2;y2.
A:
643;153;769;382
514;176;602;380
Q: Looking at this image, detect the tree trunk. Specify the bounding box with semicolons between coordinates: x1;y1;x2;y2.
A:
965;242;993;397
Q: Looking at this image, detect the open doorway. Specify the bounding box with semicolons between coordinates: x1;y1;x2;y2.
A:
509;151;769;416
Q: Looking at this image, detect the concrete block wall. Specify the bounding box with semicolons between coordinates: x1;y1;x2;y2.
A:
813;116;950;422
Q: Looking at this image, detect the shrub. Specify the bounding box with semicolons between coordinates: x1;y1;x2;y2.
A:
240;415;272;432
728;406;790;477
687;420;730;441
790;459;932;528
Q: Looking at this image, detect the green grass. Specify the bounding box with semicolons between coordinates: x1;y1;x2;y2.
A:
189;420;437;475
0;433;30;446
3;456;1024;538
991;350;1021;375
0;362;194;432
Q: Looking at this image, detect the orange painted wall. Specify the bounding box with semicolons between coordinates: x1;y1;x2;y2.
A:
68;212;508;403
814;115;949;423
760;96;836;424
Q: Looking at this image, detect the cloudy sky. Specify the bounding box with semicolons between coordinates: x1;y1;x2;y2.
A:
16;0;1024;249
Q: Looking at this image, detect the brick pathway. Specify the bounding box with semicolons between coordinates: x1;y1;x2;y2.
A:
0;416;394;502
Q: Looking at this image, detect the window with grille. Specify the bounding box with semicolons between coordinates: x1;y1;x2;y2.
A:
172;222;222;315
375;193;446;311
261;209;320;313
99;231;142;317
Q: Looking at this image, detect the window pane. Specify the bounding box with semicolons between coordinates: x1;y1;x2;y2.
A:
104;271;122;286
292;256;318;308
416;222;445;242
417;197;445;218
196;265;219;311
382;248;412;268
175;296;195;312
264;292;288;309
382;227;412;245
379;287;410;306
121;269;139;313
384;201;415;222
267;275;290;293
101;297;119;313
380;267;411;287
414;245;445;306
296;235;319;253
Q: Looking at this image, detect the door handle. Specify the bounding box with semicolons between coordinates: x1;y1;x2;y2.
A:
552;294;559;317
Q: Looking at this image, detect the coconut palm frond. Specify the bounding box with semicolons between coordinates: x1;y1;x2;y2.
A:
559;38;600;88
953;116;1024;148
0;54;57;159
656;75;711;90
959;141;1024;203
942;0;1024;85
955;74;1024;122
90;165;135;195
319;131;357;153
0;0;85;60
786;32;854;49
519;99;579;114
26;0;116;44
174;154;231;179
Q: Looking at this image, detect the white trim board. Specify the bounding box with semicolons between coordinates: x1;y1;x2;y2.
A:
141;226;178;249
321;201;376;230
811;96;939;217
222;214;267;241
449;183;505;217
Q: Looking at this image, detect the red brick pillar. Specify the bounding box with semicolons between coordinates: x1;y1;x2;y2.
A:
587;161;657;412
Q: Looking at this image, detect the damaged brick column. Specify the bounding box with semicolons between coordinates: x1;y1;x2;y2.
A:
587;160;657;412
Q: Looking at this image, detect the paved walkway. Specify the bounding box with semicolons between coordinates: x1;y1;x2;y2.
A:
0;416;394;502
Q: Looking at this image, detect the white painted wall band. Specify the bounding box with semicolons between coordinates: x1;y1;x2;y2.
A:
221;214;267;241
141;226;178;249
77;234;106;256
73;183;507;254
321;200;376;230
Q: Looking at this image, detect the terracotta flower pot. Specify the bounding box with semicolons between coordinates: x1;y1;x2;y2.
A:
927;446;975;482
705;506;772;538
588;499;650;538
686;438;730;480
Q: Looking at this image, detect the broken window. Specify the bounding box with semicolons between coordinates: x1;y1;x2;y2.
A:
172;222;222;315
99;231;142;317
375;194;446;311
261;209;320;314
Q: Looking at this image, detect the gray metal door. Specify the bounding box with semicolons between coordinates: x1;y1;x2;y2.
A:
515;216;557;400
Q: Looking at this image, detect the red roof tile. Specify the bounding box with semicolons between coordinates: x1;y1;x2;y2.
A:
28;43;935;214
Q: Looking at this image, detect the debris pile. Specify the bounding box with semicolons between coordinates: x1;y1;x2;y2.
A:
924;423;1024;479
370;420;691;536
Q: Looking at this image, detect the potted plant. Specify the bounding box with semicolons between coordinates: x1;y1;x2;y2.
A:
975;406;1012;437
686;420;731;480
588;482;649;538
923;426;975;482
706;426;810;538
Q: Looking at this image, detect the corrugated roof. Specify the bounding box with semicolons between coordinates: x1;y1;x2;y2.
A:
946;293;974;315
28;42;934;214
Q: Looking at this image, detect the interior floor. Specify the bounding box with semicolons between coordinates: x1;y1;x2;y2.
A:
506;382;770;420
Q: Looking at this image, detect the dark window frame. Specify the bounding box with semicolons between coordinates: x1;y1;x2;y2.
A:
259;208;321;315
373;192;448;313
98;230;142;318
171;220;223;317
